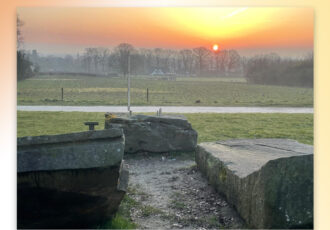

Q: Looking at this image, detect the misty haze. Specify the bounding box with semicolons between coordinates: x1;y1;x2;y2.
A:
17;7;314;230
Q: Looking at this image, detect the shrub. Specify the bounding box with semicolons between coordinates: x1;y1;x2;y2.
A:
244;53;313;88
17;50;37;81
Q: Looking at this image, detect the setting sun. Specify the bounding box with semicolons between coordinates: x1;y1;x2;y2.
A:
212;44;219;52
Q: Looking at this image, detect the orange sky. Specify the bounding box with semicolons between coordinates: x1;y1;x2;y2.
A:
17;7;313;56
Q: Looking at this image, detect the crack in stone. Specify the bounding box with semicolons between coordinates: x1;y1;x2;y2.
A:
254;143;307;155
215;141;308;155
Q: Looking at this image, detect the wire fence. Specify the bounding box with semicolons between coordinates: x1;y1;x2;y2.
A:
17;73;313;107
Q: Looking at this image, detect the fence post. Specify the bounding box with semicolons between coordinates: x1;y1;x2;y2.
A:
61;88;64;101
147;88;149;102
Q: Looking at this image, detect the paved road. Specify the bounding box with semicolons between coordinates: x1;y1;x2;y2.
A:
17;105;313;113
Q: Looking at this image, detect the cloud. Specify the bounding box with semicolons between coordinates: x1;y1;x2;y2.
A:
222;8;248;19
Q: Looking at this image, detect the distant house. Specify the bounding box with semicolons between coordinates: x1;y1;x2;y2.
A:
150;69;164;76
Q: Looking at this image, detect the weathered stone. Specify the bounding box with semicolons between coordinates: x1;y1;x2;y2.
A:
17;129;128;229
196;139;313;229
18;129;124;172
105;114;197;154
117;160;129;192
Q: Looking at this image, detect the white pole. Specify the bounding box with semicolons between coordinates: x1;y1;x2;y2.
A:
127;53;131;114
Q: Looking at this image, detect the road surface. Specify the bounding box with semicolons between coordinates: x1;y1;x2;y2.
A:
17;106;313;113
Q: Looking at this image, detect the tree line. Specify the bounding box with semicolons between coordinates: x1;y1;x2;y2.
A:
18;15;313;88
27;44;243;77
27;47;313;88
244;53;313;88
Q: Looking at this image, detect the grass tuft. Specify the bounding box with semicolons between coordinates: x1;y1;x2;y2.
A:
97;213;137;229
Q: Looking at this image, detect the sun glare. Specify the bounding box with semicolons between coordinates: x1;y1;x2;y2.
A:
213;44;219;51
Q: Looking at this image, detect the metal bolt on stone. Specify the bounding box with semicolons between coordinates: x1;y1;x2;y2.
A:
84;122;99;131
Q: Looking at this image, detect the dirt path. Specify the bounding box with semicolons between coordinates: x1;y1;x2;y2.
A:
123;152;245;229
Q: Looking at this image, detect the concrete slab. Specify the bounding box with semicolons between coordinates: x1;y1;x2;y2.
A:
196;139;313;229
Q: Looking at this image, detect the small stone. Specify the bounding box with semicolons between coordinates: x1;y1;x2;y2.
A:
172;223;183;228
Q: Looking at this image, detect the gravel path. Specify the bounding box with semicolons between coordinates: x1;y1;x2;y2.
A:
17;105;313;113
123;152;245;229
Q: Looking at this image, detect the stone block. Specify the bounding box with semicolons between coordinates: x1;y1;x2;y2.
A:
105;114;197;154
196;139;313;229
17;129;128;228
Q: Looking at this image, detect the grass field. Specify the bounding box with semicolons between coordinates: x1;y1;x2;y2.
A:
17;111;313;145
17;74;313;107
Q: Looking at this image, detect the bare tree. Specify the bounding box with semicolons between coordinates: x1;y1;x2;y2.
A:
169;50;180;74
17;14;24;49
226;50;241;71
98;47;109;73
193;47;210;75
174;51;182;74
115;43;134;77
83;48;94;73
140;48;153;74
89;48;100;73
180;49;193;75
107;51;118;73
154;48;162;69
161;49;173;73
216;50;241;74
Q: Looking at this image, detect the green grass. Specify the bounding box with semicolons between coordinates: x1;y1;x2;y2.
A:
176;76;246;83
17;111;313;145
17;74;313;107
170;199;186;210
97;185;164;229
97;213;137;229
185;113;313;145
169;192;186;210
97;195;138;229
140;205;164;217
17;111;106;137
205;215;223;228
97;185;144;229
